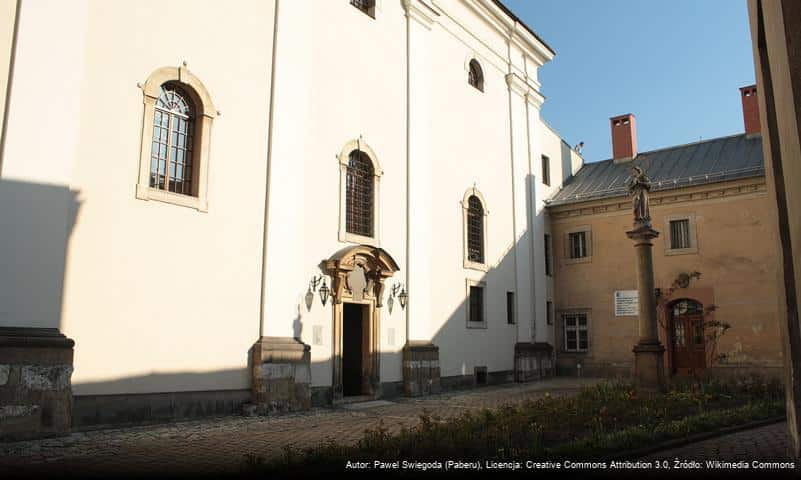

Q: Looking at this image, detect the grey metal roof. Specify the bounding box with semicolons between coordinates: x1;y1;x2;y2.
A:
546;133;764;206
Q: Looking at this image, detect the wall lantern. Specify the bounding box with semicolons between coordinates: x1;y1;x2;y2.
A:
305;275;329;311
388;283;408;313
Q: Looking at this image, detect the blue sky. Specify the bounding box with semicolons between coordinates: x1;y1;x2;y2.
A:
503;0;756;163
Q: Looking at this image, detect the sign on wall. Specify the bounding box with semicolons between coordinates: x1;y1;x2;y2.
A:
614;290;639;316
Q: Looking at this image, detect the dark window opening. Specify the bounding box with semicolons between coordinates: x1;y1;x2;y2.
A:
544;233;552;276
541;155;550;186
506;291;515;325
469;285;484;324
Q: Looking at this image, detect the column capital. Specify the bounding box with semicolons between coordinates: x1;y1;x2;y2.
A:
505;73;545;109
402;0;439;30
626;223;660;241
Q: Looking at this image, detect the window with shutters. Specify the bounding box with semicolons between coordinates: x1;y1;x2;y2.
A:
338;139;382;246
462;188;488;271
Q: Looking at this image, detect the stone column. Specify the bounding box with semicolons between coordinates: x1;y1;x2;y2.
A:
626;224;666;392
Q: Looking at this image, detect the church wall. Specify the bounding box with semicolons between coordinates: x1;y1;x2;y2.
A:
1;0;277;395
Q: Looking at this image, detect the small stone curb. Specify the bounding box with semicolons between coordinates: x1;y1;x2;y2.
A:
605;416;786;461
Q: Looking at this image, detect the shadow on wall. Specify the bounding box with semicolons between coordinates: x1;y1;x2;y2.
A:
0;178;81;330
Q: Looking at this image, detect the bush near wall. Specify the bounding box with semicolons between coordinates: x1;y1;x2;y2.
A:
250;376;784;473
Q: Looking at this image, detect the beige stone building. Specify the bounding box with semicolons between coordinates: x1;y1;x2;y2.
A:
547;87;783;379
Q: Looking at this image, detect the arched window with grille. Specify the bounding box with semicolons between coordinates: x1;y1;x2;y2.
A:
136;65;216;212
462;188;488;270
338;140;382;245
468;59;484;92
150;83;194;195
346;150;374;237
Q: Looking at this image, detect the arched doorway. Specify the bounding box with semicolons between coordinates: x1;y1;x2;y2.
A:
323;245;399;403
668;299;706;375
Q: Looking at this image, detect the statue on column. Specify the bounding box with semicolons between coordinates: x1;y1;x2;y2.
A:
626;166;652;227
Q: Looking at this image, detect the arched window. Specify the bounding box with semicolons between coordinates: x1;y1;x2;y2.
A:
468;59;484;92
462;188;488;270
467;196;484;262
150;83;194;195
346;150;374;237
136;65;216;212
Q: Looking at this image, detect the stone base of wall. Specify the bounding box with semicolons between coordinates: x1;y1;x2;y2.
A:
514;342;554;382
402;341;440;396
440;370;514;392
248;336;311;414
72;389;250;430
0;327;74;442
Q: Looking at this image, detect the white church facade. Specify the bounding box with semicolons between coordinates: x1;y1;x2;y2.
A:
0;0;582;435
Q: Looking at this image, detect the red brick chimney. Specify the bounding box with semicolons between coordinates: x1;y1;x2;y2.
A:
610;113;637;162
740;84;760;135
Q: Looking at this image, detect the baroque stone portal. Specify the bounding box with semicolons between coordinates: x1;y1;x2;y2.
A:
323;245;399;402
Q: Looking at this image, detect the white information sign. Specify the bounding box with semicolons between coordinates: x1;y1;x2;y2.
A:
614;290;639;316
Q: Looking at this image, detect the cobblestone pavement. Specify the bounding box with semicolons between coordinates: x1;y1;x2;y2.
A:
0;378;600;478
645;421;792;462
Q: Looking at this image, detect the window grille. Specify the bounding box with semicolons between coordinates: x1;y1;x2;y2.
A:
467;195;484;263
350;0;375;17
670;219;691;249
563;313;588;352
468;59;484;91
150;83;194;196
569;231;587;259
345;150;374;237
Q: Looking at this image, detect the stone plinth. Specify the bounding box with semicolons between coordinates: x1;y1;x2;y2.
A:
402;341;440;396
514;342;553;382
632;341;666;392
0;327;75;442
249;337;311;414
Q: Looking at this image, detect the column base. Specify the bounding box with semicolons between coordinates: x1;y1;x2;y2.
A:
402;341;440;397
248;336;311;414
632;341;666;392
0;327;75;442
514;342;554;382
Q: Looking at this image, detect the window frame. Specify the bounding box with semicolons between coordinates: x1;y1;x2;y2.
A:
465;279;487;329
462;188;489;271
338;139;383;247
664;214;698;255
136;65;216;212
541;154;550;186
564;225;592;265
561;312;589;353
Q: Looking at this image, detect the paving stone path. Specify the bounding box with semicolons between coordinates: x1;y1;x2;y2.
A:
0;378;599;477
645;420;792;462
